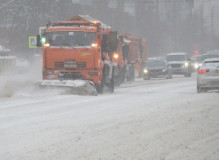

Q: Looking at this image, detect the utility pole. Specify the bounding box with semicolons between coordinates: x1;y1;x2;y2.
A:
211;6;215;37
173;0;178;51
156;0;160;54
156;0;160;21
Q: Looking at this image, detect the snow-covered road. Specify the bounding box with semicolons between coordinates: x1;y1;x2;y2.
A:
0;75;219;160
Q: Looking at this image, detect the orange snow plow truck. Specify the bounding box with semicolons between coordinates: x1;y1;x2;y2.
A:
36;15;118;95
119;34;147;81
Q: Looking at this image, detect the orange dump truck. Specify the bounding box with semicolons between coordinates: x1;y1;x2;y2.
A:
36;15;118;95
118;34;147;81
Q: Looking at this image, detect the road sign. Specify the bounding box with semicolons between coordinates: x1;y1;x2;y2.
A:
29;36;37;48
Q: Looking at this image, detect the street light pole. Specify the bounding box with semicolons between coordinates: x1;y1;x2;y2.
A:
211;6;215;37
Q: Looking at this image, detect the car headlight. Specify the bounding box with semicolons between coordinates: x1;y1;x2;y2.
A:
194;63;199;69
143;68;148;74
184;62;189;67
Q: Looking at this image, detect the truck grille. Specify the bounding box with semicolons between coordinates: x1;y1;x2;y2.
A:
55;62;86;68
55;62;64;67
171;64;182;68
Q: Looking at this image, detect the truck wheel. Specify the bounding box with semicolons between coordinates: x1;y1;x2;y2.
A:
184;71;192;77
116;75;120;87
169;74;173;79
96;84;103;94
188;72;192;77
97;73;105;94
197;87;206;93
167;71;172;79
144;76;150;80
165;74;168;79
131;64;135;81
109;66;115;93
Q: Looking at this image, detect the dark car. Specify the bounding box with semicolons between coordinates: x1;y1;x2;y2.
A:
143;58;172;80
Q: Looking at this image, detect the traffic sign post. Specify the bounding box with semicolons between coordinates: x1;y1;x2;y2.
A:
29;36;38;48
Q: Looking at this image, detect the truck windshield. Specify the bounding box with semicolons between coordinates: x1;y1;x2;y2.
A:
166;55;186;61
47;31;96;47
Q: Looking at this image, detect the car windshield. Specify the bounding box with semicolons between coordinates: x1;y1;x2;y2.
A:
191;56;202;63
166;55;186;61
201;54;219;61
204;61;219;67
47;31;96;47
147;60;165;67
206;50;219;55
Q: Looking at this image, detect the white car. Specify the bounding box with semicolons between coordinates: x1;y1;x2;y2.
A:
197;58;219;93
166;52;192;77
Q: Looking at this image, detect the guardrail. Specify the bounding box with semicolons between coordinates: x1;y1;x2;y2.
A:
0;56;16;73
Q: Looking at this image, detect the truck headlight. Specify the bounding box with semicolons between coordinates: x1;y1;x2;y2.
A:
91;43;98;47
184;62;189;67
143;68;148;74
43;43;50;47
113;53;119;59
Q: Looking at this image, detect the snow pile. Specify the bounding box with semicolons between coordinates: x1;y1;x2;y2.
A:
0;57;96;97
0;56;16;59
0;57;42;98
37;80;87;87
16;58;30;68
0;73;72;98
0;45;10;52
0;76;218;160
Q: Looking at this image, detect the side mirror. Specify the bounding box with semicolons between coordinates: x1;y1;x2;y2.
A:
36;35;42;47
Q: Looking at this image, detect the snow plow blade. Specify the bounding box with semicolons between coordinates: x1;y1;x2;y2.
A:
35;80;97;96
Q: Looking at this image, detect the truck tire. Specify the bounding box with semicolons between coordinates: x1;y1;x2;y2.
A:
109;66;115;93
96;83;103;94
167;70;172;79
144;76;150;80
184;71;191;77
131;64;135;81
197;86;206;93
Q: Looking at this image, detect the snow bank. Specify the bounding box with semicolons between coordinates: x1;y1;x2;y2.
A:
38;80;87;87
0;57;93;98
0;57;43;98
0;45;10;52
0;56;16;59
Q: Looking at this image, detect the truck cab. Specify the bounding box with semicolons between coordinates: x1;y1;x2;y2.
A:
37;15;117;93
